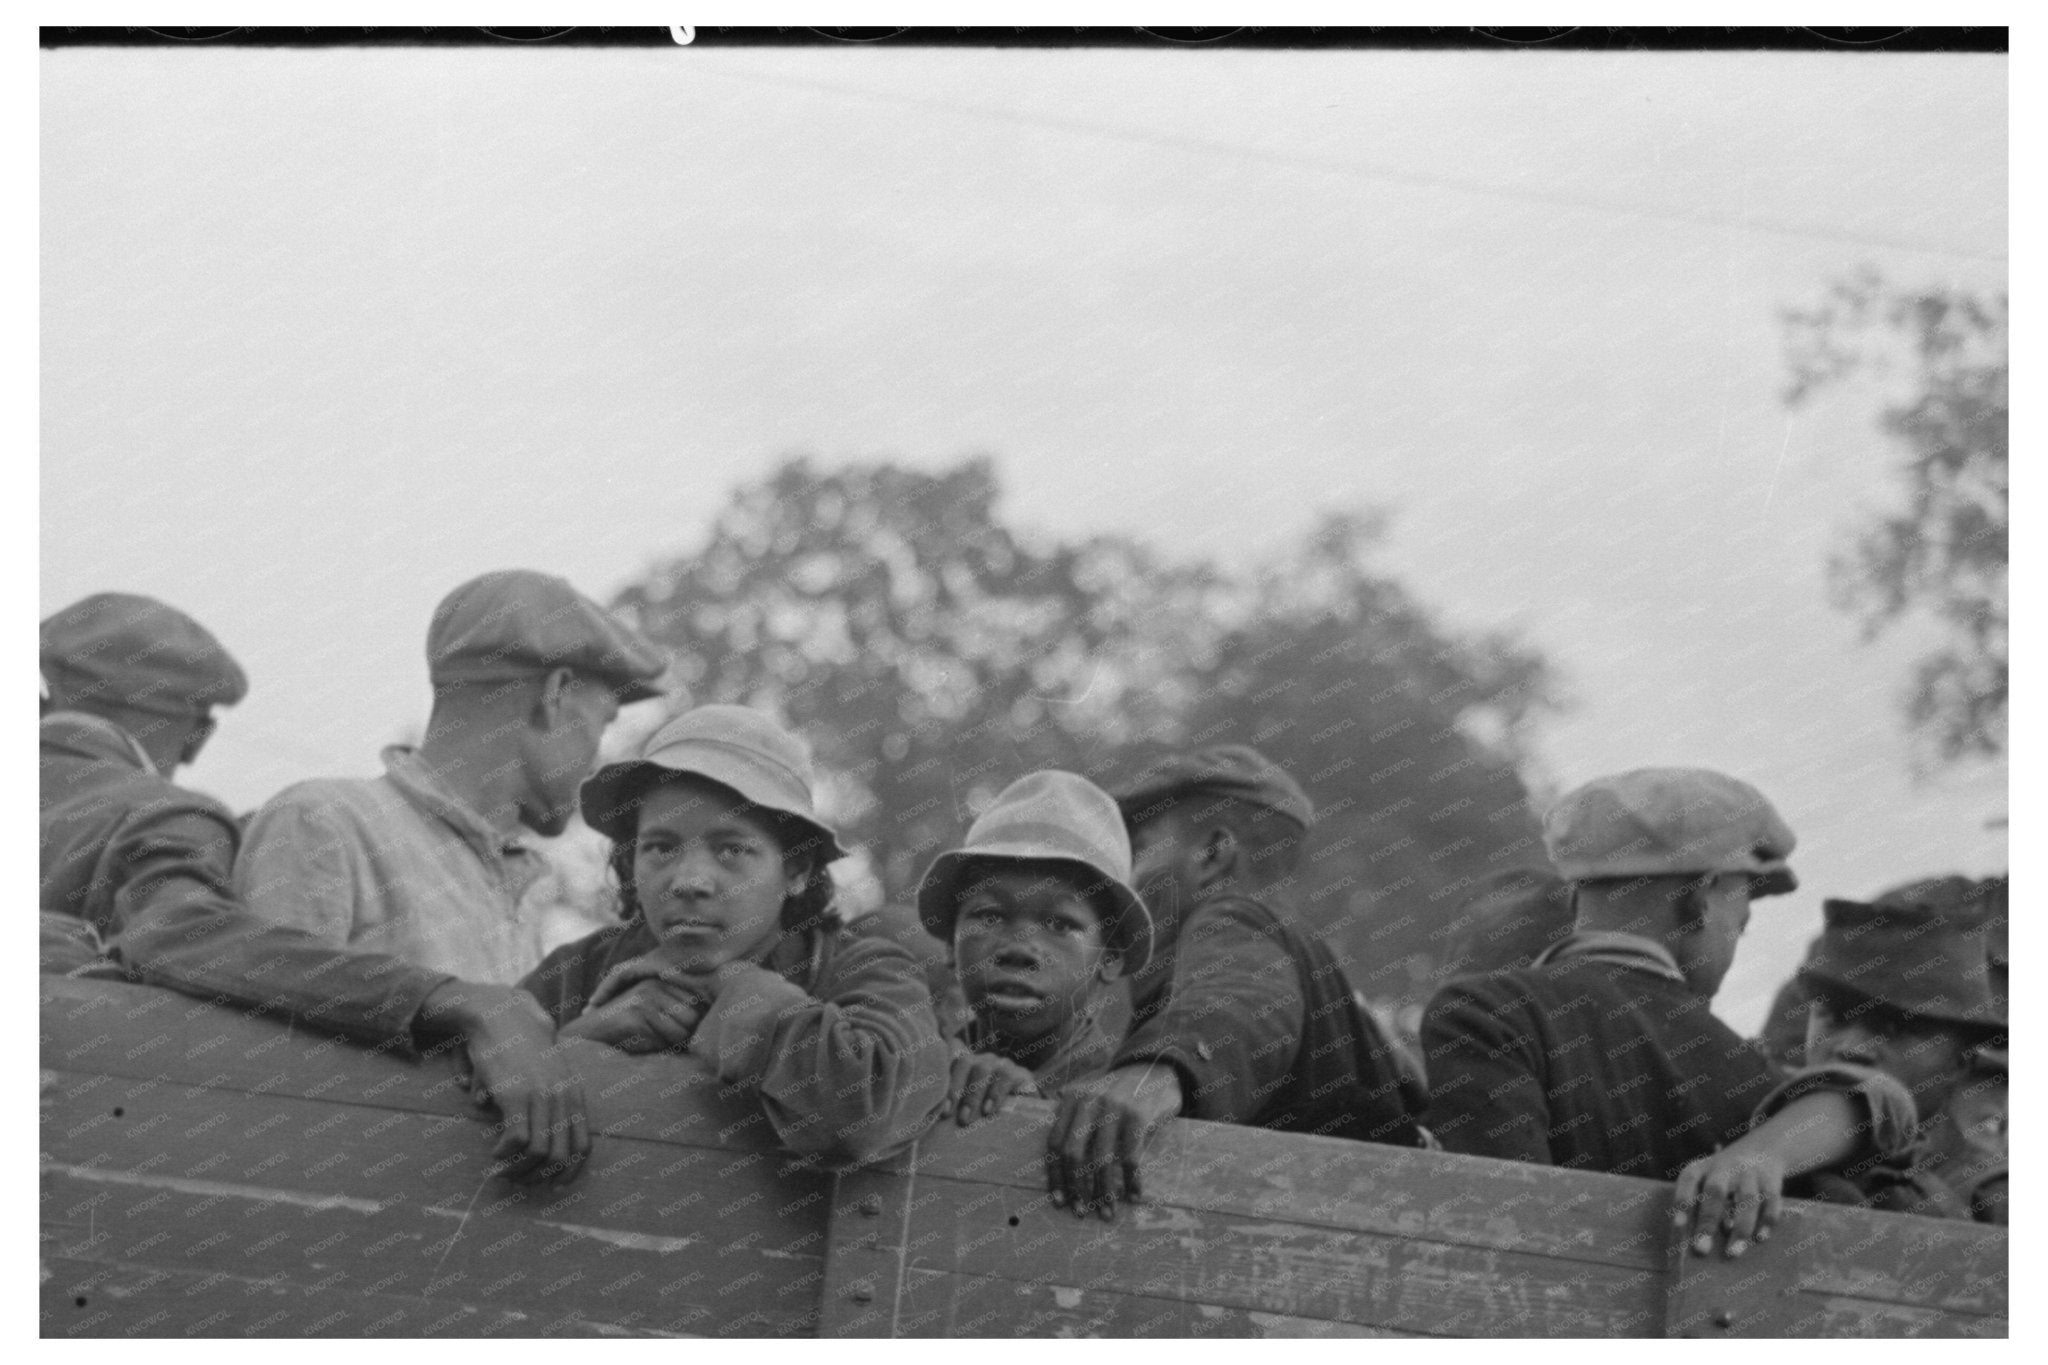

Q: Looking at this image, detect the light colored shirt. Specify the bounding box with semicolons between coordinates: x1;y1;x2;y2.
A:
235;746;552;983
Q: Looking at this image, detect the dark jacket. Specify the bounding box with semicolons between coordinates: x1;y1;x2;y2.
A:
39;711;450;1048
1115;892;1423;1145
1422;937;1778;1181
956;983;1130;1096
521;908;951;1167
1764;1061;2008;1225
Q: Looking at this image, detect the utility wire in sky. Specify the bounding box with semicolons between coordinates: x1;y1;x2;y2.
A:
696;60;2006;265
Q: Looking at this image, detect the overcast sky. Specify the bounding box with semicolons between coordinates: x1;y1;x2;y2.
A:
40;44;2007;1030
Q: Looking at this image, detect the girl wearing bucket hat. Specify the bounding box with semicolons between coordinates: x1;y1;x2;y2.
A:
519;705;949;1165
916;771;1153;1128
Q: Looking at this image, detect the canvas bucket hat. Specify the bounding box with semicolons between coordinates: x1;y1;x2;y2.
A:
578;704;847;864
1801;886;2004;1033
917;770;1154;974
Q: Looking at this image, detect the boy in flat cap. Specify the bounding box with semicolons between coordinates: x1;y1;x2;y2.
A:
1423;767;1794;1181
236;569;666;984
1676;886;2007;1255
41;593;592;1183
918;771;1150;1126
1046;745;1425;1220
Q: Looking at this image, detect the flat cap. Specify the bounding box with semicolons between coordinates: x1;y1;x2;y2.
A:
40;592;248;717
428;570;667;703
1112;743;1315;831
1544;767;1797;896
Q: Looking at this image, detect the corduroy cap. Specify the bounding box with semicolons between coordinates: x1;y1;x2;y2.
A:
40;593;248;717
1111;744;1315;831
918;771;1155;973
579;704;847;865
1544;767;1797;896
1801;890;2003;1033
428;570;666;703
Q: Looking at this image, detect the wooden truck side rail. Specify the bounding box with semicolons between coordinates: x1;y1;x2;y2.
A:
40;976;2007;1338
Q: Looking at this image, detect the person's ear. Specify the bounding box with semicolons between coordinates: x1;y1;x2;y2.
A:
1096;948;1125;984
533;668;578;726
1194;826;1238;890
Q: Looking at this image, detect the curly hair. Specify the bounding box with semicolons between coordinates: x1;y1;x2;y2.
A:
606;788;843;939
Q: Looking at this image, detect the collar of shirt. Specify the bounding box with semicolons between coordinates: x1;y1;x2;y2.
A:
379;745;535;867
1532;929;1687;984
42;710;155;771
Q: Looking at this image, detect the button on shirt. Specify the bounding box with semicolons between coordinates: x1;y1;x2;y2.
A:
236;746;551;983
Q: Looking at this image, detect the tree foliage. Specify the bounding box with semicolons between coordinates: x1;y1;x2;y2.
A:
1785;271;2008;766
613;456;1558;1013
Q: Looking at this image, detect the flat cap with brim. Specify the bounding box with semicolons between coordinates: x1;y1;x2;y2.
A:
40;593;248;717
579;704;847;865
1111;743;1314;832
918;770;1155;974
429;569;667;704
1802;894;2002;1033
1544;767;1797;896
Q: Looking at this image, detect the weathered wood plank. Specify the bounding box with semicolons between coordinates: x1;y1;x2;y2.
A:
899;1177;1662;1337
904;1097;1672;1270
41;1073;828;1337
42;975;789;1153
1666;1205;2007;1338
41;1251;675;1338
894;1267;1429;1338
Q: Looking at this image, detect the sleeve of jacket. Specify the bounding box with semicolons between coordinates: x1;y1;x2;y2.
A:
1754;1061;1920;1162
1420;976;1553;1164
104;793;450;1052
1112;900;1308;1124
688;924;951;1167
518;926;638;1029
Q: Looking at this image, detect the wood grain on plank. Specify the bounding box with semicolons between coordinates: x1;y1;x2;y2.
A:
41;1252;680;1339
899;1178;1662;1337
906;1097;1672;1269
1665;1206;2007;1338
893;1266;1431;1338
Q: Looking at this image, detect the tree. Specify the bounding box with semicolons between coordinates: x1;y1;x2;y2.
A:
1784;271;2008;767
613;456;1559;1025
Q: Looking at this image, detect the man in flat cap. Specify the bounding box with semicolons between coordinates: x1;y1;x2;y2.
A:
1422;767;1796;1181
41;592;593;1183
1046;744;1425;1220
236;569;666;984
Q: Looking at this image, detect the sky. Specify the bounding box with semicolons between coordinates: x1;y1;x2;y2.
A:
39;43;2007;1031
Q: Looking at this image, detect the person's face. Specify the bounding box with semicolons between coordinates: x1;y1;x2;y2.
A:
1806;996;1972;1111
1677;874;1753;997
951;861;1119;1049
632;776;801;972
522;674;620;836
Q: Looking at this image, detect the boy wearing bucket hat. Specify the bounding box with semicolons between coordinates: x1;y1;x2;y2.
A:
1046;745;1426;1220
1675;887;2008;1255
1423;767;1797;1182
519;705;950;1166
917;772;1150;1127
235;569;665;984
41;592;592;1185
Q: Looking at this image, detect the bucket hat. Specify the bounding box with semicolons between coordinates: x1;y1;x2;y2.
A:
579;704;847;864
1801;884;2004;1033
918;770;1154;973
